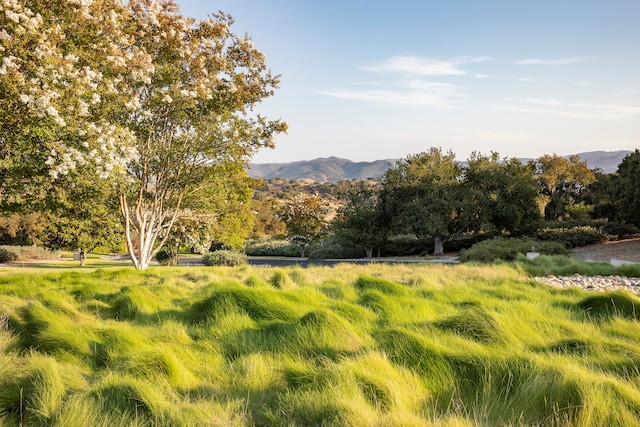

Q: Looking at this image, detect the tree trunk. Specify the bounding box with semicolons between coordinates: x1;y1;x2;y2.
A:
299;244;305;257
119;194;180;270
365;246;373;258
433;236;444;256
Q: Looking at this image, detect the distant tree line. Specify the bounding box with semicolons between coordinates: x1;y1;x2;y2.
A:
269;148;640;258
2;147;639;260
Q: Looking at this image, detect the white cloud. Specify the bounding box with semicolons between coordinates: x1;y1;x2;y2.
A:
495;97;640;119
362;56;465;75
361;55;491;76
516;57;590;65
319;88;460;107
517;77;537;82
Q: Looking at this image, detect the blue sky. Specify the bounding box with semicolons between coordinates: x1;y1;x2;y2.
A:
176;0;640;164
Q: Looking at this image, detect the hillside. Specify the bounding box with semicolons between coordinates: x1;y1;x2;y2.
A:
248;156;393;182
248;150;633;182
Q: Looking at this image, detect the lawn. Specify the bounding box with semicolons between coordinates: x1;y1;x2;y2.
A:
1;261;640;426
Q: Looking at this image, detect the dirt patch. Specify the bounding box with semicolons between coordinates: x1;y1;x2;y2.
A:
570;238;640;263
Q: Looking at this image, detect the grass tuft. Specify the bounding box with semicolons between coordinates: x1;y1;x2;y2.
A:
435;306;504;344
0;352;67;423
269;269;296;289
354;274;409;296
108;286;160;320
187;286;304;323
578;290;640;320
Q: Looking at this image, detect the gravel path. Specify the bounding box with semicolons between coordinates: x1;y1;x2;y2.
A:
536;238;640;293
535;274;640;293
570;237;640;263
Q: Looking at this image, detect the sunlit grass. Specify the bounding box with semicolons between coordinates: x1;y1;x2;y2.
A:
1;261;640;425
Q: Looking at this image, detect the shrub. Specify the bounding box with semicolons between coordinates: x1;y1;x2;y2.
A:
533;225;611;248
458;238;567;263
0;245;60;262
307;241;364;259
244;239;299;257
0;246;19;262
600;221;639;238
202;250;247;267
154;249;178;266
383;235;430;256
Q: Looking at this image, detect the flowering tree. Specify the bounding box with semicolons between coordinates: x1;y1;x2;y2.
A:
0;0;286;269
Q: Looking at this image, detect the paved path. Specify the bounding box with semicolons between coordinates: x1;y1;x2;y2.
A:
178;256;459;267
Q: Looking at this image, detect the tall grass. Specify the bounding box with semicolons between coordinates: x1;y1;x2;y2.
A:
1;262;640;425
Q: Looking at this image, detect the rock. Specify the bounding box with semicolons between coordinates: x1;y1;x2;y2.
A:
611;259;638;267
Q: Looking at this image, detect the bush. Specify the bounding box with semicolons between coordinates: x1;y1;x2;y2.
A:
244;239;300;257
202;250;247;267
154;249;178;266
0;247;18;262
458;238;567;263
383;235;430;256
307;241;364;260
533;225;611;248
0;245;60;262
599;221;639;238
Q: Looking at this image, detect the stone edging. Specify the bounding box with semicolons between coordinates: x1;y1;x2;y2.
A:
535;274;640;293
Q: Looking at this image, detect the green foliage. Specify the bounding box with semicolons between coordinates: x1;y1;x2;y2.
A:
306;239;365;259
244;238;300;257
2;264;640;425
458;238;567;263
383;234;432;256
278;193;330;257
0;245;60;262
534;225;611;247
600;221;639;238
154;249;176;266
465;152;541;236
516;254;640;278
0;246;18;262
613;149;640;227
380;148;466;255
202;250;248;267
0;0;286;270
533;154;596;221
332;185;387;257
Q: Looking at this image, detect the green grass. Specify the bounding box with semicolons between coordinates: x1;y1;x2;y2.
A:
1;261;640;425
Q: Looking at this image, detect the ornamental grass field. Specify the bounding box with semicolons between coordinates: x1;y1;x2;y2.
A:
1;261;640;426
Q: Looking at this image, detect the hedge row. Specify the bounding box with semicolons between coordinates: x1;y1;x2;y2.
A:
0;245;61;263
458;238;567;263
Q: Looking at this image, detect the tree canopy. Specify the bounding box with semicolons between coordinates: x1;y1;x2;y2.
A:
0;0;286;268
612;149;640;227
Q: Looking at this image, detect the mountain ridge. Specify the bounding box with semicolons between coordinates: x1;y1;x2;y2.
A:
248;150;633;182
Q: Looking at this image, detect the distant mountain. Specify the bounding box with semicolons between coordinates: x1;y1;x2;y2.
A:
248;156;393;182
248;150;633;182
575;150;632;173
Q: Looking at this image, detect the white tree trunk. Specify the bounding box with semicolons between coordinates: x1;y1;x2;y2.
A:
119;193;181;270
